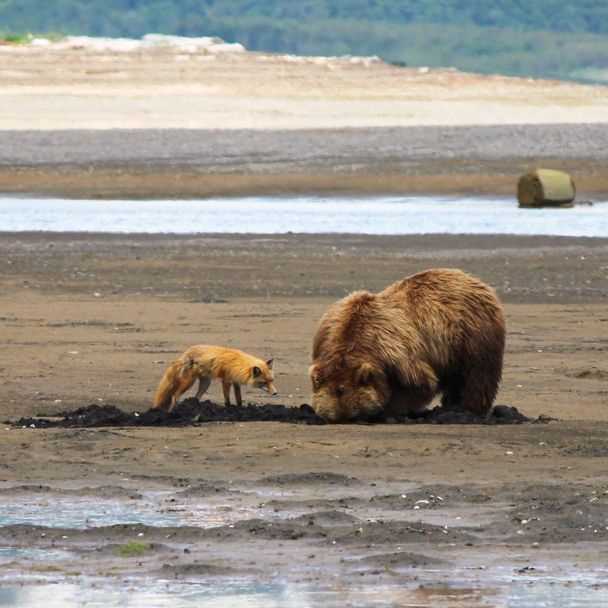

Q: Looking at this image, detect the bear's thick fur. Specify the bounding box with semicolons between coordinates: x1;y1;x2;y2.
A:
309;268;505;422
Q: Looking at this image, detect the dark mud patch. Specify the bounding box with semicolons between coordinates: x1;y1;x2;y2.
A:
175;481;233;498
129;474;193;488
387;404;553;425
0;485;142;500
0;524;207;546
157;561;240;578
565;367;608;381
12;400;550;428
0;520;325;545
46;320;137;330
203;518;328;542
353;551;445;569
262;472;359;487
333;521;475;545
264;497;356;512
292;510;361;527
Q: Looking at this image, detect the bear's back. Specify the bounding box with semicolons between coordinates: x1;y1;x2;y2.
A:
380;268;503;323
313;268;504;368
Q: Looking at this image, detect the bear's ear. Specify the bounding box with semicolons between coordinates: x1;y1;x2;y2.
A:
358;362;375;385
252;366;262;378
309;364;322;389
266;358;274;370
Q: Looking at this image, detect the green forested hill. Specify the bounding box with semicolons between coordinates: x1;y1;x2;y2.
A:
1;0;607;81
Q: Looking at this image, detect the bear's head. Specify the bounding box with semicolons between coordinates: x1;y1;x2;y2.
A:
309;360;390;422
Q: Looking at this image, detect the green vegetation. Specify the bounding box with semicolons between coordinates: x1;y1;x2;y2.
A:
1;0;607;81
114;541;151;557
0;32;32;43
0;31;63;43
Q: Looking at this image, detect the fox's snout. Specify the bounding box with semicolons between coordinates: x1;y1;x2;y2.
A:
264;382;278;396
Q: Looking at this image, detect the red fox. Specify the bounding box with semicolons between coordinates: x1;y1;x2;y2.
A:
153;345;277;412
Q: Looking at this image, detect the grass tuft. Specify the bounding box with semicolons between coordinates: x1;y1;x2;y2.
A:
114;541;151;557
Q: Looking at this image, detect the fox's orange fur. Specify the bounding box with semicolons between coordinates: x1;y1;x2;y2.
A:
153;345;277;412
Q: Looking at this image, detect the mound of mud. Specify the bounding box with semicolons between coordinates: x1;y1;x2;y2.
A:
392;404;552;425
13;400;550;429
14;399;325;428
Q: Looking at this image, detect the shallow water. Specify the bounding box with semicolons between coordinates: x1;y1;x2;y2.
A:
0;494;171;529
0;547;72;565
1;488;607;607
0;491;249;529
1;578;606;608
1;196;607;236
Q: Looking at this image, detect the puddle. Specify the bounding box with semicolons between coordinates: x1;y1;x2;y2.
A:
0;488;269;531
0;579;606;608
0;489;264;529
0;495;177;529
0;547;72;564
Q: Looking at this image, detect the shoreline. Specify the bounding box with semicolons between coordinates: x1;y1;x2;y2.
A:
2;125;608;199
3;167;608;199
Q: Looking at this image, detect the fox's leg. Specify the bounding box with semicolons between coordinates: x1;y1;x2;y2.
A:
195;376;211;401
222;380;232;406
233;383;242;406
167;379;195;413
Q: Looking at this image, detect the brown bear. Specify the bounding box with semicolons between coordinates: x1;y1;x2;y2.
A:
309;268;505;422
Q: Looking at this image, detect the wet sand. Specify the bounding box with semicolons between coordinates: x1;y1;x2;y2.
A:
1;232;607;599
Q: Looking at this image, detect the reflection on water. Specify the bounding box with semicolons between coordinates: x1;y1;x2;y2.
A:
0;579;606;608
0;547;72;565
0;495;176;529
1;196;607;236
0;492;252;529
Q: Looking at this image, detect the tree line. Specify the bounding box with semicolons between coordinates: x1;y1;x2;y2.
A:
1;0;607;81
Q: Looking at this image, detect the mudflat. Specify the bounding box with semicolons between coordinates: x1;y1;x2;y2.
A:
2;41;608;603
1;232;607;599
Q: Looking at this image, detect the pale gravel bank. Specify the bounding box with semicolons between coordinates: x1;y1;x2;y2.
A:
1;125;608;198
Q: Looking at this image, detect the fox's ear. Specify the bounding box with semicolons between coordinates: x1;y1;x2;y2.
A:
252;366;262;378
266;358;274;370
